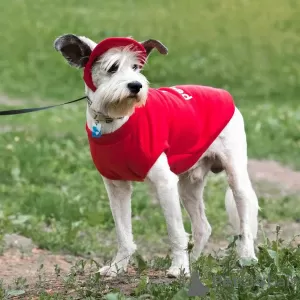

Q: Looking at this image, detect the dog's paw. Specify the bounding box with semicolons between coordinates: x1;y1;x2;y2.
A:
237;250;258;264
167;266;190;278
237;241;257;262
99;265;120;277
239;254;258;263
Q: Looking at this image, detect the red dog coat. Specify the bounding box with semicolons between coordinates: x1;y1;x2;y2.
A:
86;85;235;181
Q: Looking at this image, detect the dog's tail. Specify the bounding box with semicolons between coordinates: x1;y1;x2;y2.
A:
225;187;258;238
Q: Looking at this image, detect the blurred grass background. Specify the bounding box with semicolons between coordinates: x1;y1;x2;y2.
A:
0;0;300;257
0;0;299;101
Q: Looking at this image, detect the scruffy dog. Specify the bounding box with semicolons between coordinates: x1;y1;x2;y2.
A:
54;34;259;278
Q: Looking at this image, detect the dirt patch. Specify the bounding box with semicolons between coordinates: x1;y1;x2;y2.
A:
0;248;75;288
248;159;300;196
0;242;176;299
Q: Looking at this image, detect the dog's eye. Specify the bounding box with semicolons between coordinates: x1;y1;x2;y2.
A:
107;63;119;74
132;64;138;71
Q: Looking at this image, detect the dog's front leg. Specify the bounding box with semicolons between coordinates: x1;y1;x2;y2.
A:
147;153;190;278
99;178;136;277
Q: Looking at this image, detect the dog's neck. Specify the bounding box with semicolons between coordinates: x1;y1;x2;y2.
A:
86;105;129;134
85;93;129;134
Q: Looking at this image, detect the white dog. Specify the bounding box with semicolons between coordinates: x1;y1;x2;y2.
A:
54;34;259;278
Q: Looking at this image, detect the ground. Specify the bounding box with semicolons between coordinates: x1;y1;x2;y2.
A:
1;158;300;299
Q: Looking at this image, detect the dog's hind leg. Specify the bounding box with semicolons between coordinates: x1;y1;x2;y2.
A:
147;153;190;278
99;178;136;277
221;108;259;260
178;160;212;262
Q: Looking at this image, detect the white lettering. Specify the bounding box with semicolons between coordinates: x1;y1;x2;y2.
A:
170;86;193;100
182;94;193;100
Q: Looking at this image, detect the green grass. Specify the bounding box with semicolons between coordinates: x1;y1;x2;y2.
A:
0;0;300;298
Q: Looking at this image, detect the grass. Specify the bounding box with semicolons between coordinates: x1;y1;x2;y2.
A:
0;0;300;298
1;105;300;258
0;0;300;101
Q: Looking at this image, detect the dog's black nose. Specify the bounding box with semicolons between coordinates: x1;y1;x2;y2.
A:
127;81;142;94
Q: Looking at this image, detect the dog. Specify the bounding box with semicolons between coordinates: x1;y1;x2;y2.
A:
54;34;259;278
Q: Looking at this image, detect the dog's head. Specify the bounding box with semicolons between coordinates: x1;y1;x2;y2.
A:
54;34;168;118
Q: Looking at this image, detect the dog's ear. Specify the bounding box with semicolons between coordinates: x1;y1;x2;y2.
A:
54;34;92;68
140;39;168;57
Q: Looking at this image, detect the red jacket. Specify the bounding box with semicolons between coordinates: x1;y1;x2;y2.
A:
86;85;235;181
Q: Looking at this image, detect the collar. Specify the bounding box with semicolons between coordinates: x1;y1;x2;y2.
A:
86;96;123;123
83;37;147;92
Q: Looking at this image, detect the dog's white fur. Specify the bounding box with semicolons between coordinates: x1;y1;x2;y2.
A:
54;34;259;278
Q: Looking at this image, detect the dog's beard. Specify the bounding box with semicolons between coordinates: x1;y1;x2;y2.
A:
106;96;145;118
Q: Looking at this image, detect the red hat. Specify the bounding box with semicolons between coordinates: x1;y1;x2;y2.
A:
83;37;147;92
